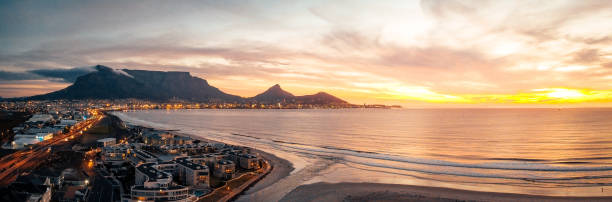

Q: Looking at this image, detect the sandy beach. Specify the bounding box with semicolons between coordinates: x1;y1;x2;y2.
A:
280;182;612;202
241;148;294;194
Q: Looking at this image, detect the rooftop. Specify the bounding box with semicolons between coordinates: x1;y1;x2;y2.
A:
133;149;157;159
175;158;208;171
240;154;258;159
97;138;116;143
217;160;234;165
136;163;170;181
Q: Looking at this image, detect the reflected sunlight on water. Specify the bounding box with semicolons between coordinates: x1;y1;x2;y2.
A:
115;108;612;196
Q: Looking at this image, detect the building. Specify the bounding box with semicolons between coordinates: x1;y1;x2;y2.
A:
174;158;210;187
26;114;54;123
134;163;173;188
130;185;192;202
171;136;193;145
10;137;41;149
238;154;261;170
97;138;116;147
130;149;158;165
101;146;128;165
131;163;194;202
143;132;194;146
31;168;64;189
213;160;235;180
160;143;210;154
154;162;177;174
14;133;53;141
183;154;217;168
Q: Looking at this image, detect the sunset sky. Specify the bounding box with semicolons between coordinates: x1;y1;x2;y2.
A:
1;0;612;107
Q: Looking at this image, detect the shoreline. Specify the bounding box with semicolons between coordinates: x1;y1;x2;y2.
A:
174;131;295;198
113;111;295;201
113;111;612;201
281;182;612;202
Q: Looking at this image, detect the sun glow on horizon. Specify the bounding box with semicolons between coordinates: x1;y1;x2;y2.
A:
537;88;585;99
376;87;612;105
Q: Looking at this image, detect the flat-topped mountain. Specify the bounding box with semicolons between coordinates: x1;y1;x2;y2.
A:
17;65;349;105
28;65;241;101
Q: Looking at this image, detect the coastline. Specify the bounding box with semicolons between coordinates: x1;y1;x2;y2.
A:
113;111;612;201
112;111;296;201
174;131;295;197
281;182;612;202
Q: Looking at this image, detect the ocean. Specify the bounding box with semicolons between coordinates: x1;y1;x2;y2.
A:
113;108;612;198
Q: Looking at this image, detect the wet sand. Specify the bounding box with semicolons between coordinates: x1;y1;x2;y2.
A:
280;182;612;202
242;148;294;194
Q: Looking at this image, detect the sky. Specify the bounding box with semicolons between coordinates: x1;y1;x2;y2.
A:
1;0;612;107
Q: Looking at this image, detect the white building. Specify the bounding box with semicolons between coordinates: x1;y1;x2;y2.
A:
134;163;173;188
26;114;53;123
131;163;194;202
14;133;53;142
97;138;116;147
26;127;62;135
10;138;40;149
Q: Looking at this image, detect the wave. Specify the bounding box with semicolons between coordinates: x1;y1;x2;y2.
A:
344;160;612;183
222;132;612;172
115;111;612;187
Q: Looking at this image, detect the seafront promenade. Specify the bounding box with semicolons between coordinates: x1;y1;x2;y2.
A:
199;159;272;202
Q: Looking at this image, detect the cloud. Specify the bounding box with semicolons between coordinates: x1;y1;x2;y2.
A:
0;71;42;81
0;66;96;83
0;80;70;98
570;49;601;64
28;66;96;82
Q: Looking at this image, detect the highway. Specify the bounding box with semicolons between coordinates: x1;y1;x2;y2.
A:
0;112;104;186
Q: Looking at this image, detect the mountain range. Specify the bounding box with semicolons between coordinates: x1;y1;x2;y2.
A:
20;65;349;105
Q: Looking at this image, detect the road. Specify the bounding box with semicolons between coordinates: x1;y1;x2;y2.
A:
0;113;104;186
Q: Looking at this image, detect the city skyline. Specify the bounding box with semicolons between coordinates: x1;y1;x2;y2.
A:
1;0;612;107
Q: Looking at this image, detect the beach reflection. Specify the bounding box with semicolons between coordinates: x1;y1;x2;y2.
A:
115;108;612;197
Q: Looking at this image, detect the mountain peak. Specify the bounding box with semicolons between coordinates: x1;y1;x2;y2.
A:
296;91;347;105
252;84;295;103
94;64;111;71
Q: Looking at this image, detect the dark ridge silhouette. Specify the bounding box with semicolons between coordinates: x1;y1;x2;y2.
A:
11;65;349;105
251;84;296;103
296;92;347;105
26;65;241;102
